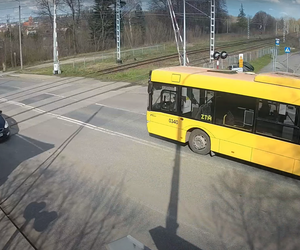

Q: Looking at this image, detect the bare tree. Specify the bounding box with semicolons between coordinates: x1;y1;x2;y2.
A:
35;0;55;29
62;0;82;54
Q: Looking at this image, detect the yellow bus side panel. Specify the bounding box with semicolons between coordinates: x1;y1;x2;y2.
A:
147;112;186;142
147;111;300;175
293;160;300;176
252;149;294;173
219;141;252;162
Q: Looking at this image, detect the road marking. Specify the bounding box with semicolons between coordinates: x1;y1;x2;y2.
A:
46;92;146;115
95;103;146;115
0;97;183;155
46;93;65;98
15;134;45;151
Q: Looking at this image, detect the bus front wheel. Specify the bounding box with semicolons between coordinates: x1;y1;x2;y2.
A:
188;129;211;155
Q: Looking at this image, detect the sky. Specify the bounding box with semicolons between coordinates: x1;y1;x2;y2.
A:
226;0;300;19
0;0;299;24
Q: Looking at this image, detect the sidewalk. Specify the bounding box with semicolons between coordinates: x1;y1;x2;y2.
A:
259;51;300;74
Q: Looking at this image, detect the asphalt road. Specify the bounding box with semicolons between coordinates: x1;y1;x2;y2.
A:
260;51;300;73
0;73;300;250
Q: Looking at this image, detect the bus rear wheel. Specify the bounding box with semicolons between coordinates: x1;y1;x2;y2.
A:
188;129;211;155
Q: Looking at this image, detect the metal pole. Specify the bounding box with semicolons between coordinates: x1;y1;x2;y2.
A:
286;52;288;72
18;0;23;70
272;47;275;72
209;0;215;63
275;47;277;72
276;21;277;36
227;19;228;33
247;16;250;39
53;0;61;74
283;19;286;43
116;0;121;63
183;0;186;66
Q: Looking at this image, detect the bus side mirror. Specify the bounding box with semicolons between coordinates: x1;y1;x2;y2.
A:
0;110;2;114
148;82;153;94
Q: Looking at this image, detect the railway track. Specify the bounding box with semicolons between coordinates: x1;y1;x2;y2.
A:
93;36;276;76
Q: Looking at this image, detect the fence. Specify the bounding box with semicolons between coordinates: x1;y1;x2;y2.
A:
69;44;166;69
202;47;273;69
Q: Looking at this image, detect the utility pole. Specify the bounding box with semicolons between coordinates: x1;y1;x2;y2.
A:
53;0;61;74
283;19;286;43
7;15;13;68
116;0;121;64
18;0;23;70
210;0;215;63
227;19;228;33
183;0;186;66
247;16;250;39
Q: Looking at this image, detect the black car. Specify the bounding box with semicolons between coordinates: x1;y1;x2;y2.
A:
0;110;10;140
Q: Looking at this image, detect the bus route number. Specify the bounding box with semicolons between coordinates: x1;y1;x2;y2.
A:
169;119;178;124
201;114;212;121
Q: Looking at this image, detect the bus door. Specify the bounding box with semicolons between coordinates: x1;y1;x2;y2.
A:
148;83;182;141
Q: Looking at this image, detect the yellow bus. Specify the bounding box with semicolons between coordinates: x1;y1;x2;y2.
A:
147;66;300;176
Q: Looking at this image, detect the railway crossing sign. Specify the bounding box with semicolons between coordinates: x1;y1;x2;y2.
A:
275;38;280;46
285;47;291;53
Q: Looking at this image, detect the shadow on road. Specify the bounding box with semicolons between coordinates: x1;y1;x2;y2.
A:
2;201;57;250
0;105;147;249
197;169;300;250
0;115;54;201
150;113;203;249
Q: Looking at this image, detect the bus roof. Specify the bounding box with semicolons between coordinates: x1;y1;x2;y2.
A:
150;66;300;105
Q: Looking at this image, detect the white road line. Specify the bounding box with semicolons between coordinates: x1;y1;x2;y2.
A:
46;92;146;116
95;103;146;115
0;97;182;155
15;134;45;151
46;93;65;98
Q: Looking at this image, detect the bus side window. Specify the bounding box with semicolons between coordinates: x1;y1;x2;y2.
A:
181;87;214;123
215;92;255;130
151;83;177;113
256;100;300;143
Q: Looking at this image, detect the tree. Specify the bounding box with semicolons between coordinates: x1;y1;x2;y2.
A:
236;4;247;32
88;0;115;51
215;0;228;33
62;0;82;54
35;0;53;29
131;3;146;45
251;11;276;33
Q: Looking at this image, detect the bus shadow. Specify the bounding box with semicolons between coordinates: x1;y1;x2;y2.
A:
213;152;300;181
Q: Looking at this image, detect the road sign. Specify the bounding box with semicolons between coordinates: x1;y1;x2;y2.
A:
285;47;291;53
275;38;280;46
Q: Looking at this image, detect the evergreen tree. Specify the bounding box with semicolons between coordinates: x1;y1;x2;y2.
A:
237;4;247;32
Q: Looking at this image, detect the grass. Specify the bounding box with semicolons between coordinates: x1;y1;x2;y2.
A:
250;54;272;73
